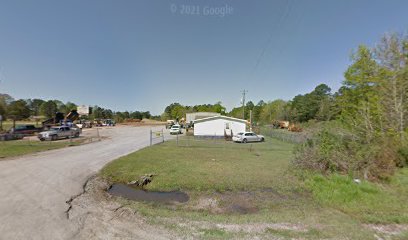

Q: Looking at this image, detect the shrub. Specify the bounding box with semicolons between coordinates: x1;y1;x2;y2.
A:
293;128;400;180
398;147;408;167
293;129;349;173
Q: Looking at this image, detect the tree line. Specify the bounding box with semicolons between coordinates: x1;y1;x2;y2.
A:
162;83;336;125
0;96;154;123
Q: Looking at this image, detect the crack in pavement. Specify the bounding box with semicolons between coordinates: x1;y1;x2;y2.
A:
65;176;93;219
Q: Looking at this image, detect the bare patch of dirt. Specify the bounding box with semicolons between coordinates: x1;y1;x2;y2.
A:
188;188;303;215
364;224;408;239
159;216;309;234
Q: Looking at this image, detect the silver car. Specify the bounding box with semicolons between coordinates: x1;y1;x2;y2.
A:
232;132;265;143
38;126;81;141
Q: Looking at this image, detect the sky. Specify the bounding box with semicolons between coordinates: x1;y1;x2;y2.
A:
0;0;408;115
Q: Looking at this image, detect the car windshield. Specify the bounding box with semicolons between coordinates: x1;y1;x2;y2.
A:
50;128;60;131
171;126;180;129
237;132;243;135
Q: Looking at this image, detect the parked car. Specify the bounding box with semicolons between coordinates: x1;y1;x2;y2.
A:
9;125;42;136
232;132;265;143
37;126;81;141
169;125;182;135
102;119;116;126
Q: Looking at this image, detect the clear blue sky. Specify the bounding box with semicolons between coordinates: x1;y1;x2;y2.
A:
0;0;407;115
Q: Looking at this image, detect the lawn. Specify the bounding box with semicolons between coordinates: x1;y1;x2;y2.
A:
102;137;296;192
1;120;41;131
101;137;408;239
0;139;84;159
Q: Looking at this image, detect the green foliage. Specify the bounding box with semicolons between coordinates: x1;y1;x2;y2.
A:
306;173;408;223
0;93;14;105
163;102;227;120
7;99;31;120
293;129;348;173
336;45;382;142
61;102;77;114
294;126;400;180
227;106;243;119
39;100;58;119
27;99;45;116
259;99;288;123
398;146;408;167
293;33;408;180
290;84;335;122
0;102;6;116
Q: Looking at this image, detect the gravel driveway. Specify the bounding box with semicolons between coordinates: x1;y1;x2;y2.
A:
0;125;169;240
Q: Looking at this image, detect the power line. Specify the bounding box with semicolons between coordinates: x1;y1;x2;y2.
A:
249;0;293;77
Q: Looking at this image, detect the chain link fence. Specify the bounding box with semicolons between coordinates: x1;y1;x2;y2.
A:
260;126;311;144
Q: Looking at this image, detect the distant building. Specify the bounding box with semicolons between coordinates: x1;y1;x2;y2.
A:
77;105;90;116
186;112;221;124
193;116;247;137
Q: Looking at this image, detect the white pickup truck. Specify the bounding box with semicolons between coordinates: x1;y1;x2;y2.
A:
38;126;81;141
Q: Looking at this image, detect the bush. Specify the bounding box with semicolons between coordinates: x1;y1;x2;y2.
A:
293;130;349;173
398;147;408;167
293;128;400;180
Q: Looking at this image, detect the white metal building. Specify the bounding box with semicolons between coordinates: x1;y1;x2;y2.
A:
193;116;247;137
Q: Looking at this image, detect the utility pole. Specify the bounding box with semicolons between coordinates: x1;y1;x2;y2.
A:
241;90;247;120
250;110;252;132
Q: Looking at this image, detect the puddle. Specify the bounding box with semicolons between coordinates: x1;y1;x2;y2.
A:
108;184;189;203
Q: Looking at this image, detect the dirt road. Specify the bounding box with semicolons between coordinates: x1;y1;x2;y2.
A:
0;126;170;240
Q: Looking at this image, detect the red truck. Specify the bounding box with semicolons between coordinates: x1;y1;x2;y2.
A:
9;125;43;136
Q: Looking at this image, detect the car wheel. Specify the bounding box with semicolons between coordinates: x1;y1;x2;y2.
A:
243;138;247;143
39;138;45;142
260;137;264;142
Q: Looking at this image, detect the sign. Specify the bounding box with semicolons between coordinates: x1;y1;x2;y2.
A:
77;105;90;115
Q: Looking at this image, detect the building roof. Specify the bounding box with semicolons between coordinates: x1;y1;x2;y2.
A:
186;112;221;122
186;112;221;116
194;115;248;124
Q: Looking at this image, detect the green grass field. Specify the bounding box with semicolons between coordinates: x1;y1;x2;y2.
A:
102;138;296;192
1;120;41;131
101;137;408;239
0;139;84;159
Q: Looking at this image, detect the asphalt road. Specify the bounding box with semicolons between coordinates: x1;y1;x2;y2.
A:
0;125;169;240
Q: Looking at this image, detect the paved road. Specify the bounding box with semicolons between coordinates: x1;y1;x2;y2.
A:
0;126;168;240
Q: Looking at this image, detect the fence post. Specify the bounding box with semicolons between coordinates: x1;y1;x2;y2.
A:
150;129;152;146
